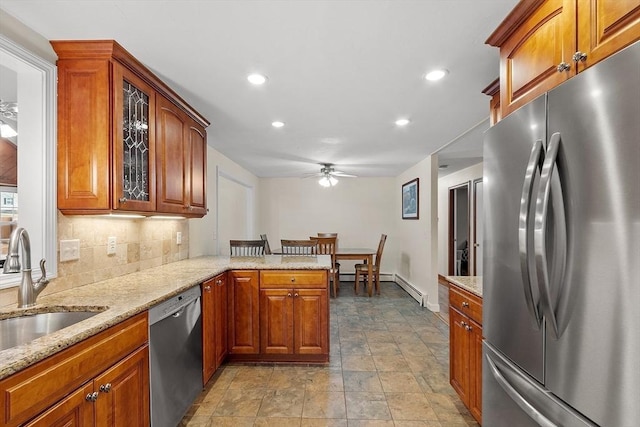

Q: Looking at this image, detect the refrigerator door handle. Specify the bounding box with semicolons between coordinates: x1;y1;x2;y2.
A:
534;132;567;340
518;140;544;328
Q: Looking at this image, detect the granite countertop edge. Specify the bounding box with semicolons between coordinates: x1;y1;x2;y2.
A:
445;275;483;298
0;255;330;380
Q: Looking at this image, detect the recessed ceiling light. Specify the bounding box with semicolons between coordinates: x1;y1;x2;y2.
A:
247;73;267;85
395;118;410;127
271;121;285;128
425;69;449;81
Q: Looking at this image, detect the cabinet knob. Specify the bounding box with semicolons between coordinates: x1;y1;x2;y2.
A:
118;197;128;204
460;321;467;328
86;392;99;402
204;285;211;291
287;293;292;297
557;62;571;73
462;301;469;308
572;51;587;63
294;293;299;298
290;277;296;282
99;383;112;393
216;279;222;285
466;324;472;331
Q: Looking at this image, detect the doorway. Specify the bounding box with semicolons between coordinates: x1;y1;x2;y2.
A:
448;182;470;275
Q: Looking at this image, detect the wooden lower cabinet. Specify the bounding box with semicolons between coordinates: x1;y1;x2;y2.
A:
260;287;328;356
202;272;228;384
0;313;149;427
449;284;483;424
228;270;260;355
226;269;330;363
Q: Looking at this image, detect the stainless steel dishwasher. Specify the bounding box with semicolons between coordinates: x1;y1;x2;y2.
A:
149;285;202;427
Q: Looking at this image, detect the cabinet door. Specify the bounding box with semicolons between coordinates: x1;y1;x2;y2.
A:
449;308;470;407
56;58;111;211
577;0;640;71
213;273;228;369
156;95;188;214
112;64;156;212
294;288;329;355
94;345;150;427
260;288;294;354
500;0;576;116
202;278;216;384
469;319;483;424
187;120;207;216
24;383;94;427
228;271;260;354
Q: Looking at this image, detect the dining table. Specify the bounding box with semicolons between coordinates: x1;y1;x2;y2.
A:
335;247;377;297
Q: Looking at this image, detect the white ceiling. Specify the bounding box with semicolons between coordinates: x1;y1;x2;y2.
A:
0;0;517;178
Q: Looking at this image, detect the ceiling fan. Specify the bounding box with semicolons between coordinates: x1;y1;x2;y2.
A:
304;164;357;187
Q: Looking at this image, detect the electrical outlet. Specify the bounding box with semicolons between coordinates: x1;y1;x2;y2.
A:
107;236;117;255
59;239;80;262
176;232;182;245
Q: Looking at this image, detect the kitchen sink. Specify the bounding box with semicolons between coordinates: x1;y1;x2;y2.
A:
0;308;105;352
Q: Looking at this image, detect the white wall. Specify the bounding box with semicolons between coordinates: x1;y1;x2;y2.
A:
437;162;483;275
258;176;396;273
189;147;260;256
395;155;439;310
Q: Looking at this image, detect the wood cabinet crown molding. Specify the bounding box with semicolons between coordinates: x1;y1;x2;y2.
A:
485;0;547;46
51;40;209;127
481;78;500;97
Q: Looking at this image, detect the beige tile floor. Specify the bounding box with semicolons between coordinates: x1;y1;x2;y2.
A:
181;281;479;426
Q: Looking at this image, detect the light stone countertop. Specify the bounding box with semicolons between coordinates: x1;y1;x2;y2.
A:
0;255;330;380
445;275;483;297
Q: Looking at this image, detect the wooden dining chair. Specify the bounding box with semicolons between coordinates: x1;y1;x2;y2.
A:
317;232;340;276
280;239;317;256
354;234;387;295
259;234;272;255
229;239;266;256
312;236;339;297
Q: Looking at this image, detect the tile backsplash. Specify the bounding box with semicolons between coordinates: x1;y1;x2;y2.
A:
0;212;189;307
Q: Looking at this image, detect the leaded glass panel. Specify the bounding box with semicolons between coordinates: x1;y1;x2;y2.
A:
122;80;150;201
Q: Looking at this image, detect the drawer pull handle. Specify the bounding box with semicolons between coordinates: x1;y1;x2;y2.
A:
557;62;571;73
462;301;469;308
86;392;99;402
290;277;296;282
216;279;222;285
204;285;211;291
100;383;112;393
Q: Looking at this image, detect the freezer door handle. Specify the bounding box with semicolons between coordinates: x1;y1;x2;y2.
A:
518;139;544;329
486;352;557;427
534;132;567;340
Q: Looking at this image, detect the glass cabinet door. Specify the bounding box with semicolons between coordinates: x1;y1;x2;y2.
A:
113;64;156;212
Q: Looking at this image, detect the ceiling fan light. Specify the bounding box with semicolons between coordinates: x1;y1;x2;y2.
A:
329;176;338;186
318;176;331;187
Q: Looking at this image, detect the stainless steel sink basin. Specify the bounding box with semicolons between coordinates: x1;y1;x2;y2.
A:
0;309;104;351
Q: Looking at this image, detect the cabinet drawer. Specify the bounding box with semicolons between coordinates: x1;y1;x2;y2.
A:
449;285;482;325
260;270;327;289
0;312;148;427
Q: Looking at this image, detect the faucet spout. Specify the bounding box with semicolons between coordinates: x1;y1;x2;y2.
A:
3;227;49;308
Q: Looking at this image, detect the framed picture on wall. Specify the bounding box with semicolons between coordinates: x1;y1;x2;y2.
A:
402;178;419;219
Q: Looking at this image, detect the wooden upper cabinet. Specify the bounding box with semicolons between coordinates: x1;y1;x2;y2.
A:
577;0;640;71
52;40;209;217
486;0;640;118
156;96;207;216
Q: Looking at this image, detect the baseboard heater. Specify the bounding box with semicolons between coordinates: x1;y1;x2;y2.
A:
394;275;425;306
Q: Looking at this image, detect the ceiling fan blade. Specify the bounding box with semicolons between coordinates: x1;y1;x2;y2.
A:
331;171;357;177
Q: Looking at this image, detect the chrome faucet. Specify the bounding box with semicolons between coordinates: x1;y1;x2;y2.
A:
3;227;49;308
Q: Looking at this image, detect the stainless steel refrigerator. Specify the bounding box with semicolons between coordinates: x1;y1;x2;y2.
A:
483;41;640;427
